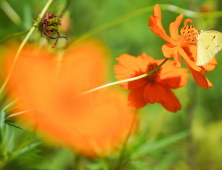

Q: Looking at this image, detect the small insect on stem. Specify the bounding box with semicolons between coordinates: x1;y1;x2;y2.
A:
39;12;67;48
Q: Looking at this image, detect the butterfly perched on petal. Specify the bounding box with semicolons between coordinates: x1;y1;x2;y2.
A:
196;30;222;66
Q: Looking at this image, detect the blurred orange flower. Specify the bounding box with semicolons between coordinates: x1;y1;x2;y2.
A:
3;40;136;157
114;52;189;112
149;4;217;89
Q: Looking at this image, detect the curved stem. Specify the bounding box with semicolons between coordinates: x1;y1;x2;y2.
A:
160;4;222;18
0;0;54;96
0;30;29;44
69;5;154;45
80;58;169;96
67;4;222;46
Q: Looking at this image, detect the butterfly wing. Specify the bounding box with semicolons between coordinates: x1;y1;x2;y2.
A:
196;30;222;66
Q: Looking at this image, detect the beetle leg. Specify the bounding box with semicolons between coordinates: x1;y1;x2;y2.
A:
51;30;67;48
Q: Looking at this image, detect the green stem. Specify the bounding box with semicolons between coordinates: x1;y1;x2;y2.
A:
80;58;169;96
69;5;154;45
160;4;222;18
67;4;222;46
0;0;54;96
0;30;29;44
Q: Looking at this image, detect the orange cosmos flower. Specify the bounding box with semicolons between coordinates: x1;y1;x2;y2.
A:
149;4;217;89
114;52;189;112
3;40;136;157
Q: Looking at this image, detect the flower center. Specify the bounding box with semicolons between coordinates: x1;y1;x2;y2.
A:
146;63;161;82
180;24;199;44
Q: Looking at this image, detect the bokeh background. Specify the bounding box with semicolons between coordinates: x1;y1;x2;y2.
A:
1;0;222;170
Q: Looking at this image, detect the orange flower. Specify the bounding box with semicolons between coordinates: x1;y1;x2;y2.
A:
3;40;136;157
114;52;189;112
149;4;217;89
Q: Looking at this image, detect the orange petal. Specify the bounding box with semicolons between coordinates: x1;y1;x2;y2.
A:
4;41;137;157
184;59;212;88
162;44;182;67
169;14;184;40
179;47;201;72
61;39;108;92
143;82;181;112
128;86;147;109
157;60;189;88
162;44;176;58
160;88;181;112
25;89;137;157
114;53;151;89
148;4;172;44
184;19;192;26
143;82;168;104
184;45;217;74
202;56;217;72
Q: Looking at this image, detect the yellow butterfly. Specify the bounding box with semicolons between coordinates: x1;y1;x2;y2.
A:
196;30;222;66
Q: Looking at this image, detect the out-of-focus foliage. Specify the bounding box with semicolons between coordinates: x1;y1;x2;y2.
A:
1;0;222;170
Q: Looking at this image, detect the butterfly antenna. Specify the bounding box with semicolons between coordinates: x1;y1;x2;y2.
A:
206;26;215;31
201;15;205;30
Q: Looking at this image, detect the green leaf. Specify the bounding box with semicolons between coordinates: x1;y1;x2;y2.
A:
7;132;15;153
13;142;41;158
131;130;189;159
0;107;5;130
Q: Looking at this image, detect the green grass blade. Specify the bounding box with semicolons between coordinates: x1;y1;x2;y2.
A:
131;130;189;159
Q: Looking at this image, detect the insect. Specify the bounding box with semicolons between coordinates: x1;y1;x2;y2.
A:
196;29;222;66
39;12;67;48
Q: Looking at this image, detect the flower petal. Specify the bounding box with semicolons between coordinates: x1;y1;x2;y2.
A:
202;56;217;72
179;47;201;72
160;88;181;112
148;4;172;44
184;19;192;26
143;82;181;112
128;86;147;109
143;82;168;104
114;53;153;90
162;44;182;67
4;42;137;157
169;14;184;40
184;59;212;88
184;45;217;74
162;44;177;58
157;60;189;88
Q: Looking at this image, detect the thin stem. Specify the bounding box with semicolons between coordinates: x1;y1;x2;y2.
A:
69;5;154;45
67;4;222;47
160;4;222;18
38;0;54;20
0;0;54;96
0;30;29;44
80;58;169;96
6;110;30;118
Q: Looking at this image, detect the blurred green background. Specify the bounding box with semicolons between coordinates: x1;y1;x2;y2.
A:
1;0;222;170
